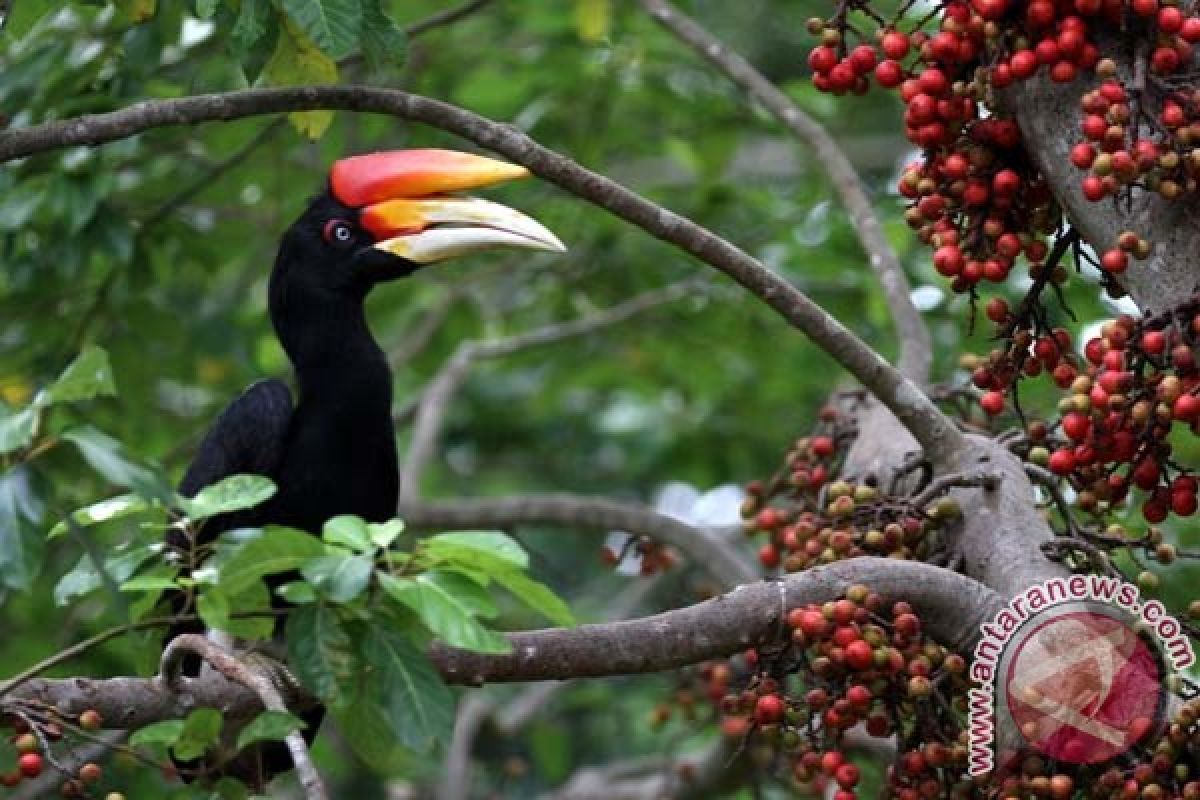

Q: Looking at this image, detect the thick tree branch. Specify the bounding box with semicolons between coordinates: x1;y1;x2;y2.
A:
7;559;998;728
639;0;932;383
398;280;707;503
398;493;759;588
0;85;963;459
430;558;999;683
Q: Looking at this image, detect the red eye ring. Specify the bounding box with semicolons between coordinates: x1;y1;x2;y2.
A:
323;218;354;246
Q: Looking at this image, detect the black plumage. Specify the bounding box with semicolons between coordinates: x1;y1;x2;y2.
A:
164;193;415;786
159;149;563;789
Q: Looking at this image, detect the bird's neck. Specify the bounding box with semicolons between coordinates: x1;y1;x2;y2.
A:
273;290;393;407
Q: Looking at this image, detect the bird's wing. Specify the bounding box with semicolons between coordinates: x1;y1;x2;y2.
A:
169;378;293;554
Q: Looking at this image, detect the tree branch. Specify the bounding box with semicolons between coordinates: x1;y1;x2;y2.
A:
7;559;999;727
0;85;964;459
398;493;759;588
639;0;932;383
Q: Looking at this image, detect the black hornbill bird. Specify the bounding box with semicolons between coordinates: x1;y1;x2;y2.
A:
163;149;564;787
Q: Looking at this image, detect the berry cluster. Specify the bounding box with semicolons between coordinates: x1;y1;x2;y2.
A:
807;0;1200;366
739;410;960;570
686;587;975;799
1;710;125;799
1025;303;1200;523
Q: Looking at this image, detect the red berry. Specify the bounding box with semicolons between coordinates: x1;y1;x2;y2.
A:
882;31;910;59
836;763;861;789
1101;249;1128;273
980;390;1005;416
754;693;786;724
1070;143;1095;168
1048;449;1076;476
844;639;874;670
1062;411;1091;441
17;753;42;779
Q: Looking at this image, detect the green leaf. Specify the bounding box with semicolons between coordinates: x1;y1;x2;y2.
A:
60;426;170;501
2;0;54;39
261;20;338;138
130;719;184;748
358;624;454;751
368;518;405;549
380;570;509;653
119;566;179;593
39;346;116;407
492;568;576;628
195;0;218;19
275;580;317;604
198;581;274;640
280;0;361;59
182;474;276;520
235;711;307;751
301;552;373;603
231;0;270;52
49;493;152;538
322;515;373;552
287;604;356;709
204;526;326;594
330;700;420;775
0;467;44;592
360;0;406;71
54;543;162;606
423;531;529;570
173;708;222;761
0;408;36;455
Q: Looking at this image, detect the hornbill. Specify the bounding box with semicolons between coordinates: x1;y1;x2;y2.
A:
163;149;564;787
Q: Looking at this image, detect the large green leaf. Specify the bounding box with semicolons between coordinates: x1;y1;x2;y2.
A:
201;526;326;594
173;708;222;761
130;719;184;749
491;568;576;628
54;543;162;606
196;580;274;640
261;20;338;137
0;467;44;591
322;515;373;553
39;345;115;406
182;474;276;521
360;0;405;70
422;531;529;570
235;711;307;751
357;624;454;752
301;552;373;603
231;0;270;52
49;493;153;538
286;603;356;709
60;426;169;501
280;0;361;59
379;570;509;653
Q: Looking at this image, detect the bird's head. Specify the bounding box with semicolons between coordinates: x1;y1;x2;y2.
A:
274;149;565;298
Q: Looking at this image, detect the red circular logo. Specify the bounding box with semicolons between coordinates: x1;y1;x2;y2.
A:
1003;609;1163;764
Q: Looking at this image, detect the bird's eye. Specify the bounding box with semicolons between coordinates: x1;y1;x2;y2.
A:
322;219;355;247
